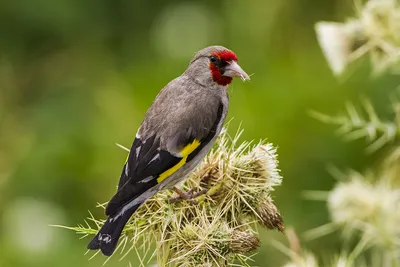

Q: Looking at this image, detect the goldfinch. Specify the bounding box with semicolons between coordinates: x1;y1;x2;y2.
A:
87;45;249;256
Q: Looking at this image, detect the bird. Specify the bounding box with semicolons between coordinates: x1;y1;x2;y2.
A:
87;45;250;256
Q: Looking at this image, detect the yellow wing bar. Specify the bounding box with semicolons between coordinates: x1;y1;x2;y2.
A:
157;139;201;183
179;139;200;157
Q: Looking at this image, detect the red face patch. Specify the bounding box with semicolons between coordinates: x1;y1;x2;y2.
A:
214;50;238;62
209;50;238;86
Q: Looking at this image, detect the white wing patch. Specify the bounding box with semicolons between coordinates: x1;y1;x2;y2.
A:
125;162;129;176
138;176;154;184
98;233;112;244
135;146;141;158
148;153;160;165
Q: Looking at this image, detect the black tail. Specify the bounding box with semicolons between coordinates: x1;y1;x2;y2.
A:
87;203;141;256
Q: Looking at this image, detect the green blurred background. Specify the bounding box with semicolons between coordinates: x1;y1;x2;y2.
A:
0;0;398;266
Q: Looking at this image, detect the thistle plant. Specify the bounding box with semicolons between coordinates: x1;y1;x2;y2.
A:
277;0;400;266
59;127;283;266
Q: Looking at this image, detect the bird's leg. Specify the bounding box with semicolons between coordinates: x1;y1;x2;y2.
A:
184;188;197;196
169;187;210;204
169;186;197;204
173;187;191;199
188;188;208;198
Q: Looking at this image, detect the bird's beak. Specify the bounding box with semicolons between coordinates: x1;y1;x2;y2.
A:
223;61;250;81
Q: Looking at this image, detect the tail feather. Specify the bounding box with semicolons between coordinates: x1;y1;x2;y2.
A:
87;203;142;256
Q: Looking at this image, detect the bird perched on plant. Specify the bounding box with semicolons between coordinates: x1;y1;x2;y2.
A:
87;45;250;256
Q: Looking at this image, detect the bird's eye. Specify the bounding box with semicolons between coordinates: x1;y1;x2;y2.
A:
209;56;218;64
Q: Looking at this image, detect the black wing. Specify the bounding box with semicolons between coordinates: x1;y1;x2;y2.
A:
106;135;182;216
105;101;224;216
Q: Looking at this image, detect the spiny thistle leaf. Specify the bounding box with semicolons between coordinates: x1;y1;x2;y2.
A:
309;97;399;153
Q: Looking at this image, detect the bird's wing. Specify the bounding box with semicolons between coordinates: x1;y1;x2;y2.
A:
105;99;224;216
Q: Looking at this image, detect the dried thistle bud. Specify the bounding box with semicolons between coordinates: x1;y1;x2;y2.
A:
230;229;260;253
256;195;284;232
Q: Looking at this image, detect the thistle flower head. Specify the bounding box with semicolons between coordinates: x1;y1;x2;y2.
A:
328;172;400;248
315;0;400;76
170;209;232;266
239;144;282;190
315;20;365;75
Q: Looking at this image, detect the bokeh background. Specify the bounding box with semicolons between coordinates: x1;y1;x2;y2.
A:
0;0;398;266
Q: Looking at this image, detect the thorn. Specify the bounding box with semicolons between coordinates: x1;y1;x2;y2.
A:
116;143;130;152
